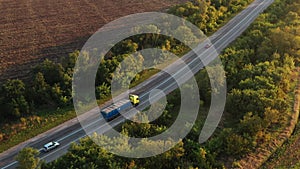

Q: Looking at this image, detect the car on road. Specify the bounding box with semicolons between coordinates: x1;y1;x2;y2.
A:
43;141;60;152
205;43;212;49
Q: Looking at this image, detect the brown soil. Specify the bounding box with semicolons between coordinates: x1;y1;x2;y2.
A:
0;0;187;82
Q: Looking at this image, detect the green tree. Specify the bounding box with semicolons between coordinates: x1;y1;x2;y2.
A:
96;59;111;85
225;132;254;157
61;50;79;70
113;53;144;89
133;139;184;169
15;147;40;169
29;72;52;106
33;59;65;86
44;137;116;169
110;39;139;56
50;83;69;106
183;139;223;169
1;79;29;118
96;82;111;99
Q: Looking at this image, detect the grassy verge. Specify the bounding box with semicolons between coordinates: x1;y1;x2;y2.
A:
130;68;160;89
0;107;76;153
0;95;117;154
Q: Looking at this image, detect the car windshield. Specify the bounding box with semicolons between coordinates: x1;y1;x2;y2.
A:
45;142;54;147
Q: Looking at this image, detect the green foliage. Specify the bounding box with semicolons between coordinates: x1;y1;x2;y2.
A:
29;72;52;106
122;120;167;138
96;82;111;99
29;58;73;108
15;147;40;169
33;59;65;86
44;133;185;169
0;79;30;119
183;139;224;168
43;138;115;169
62;50;79;69
112;53;144;89
0;108;76;154
238;112;265;135
225;132;255;157
50;83;69;106
169;0;253;33
110;39;139;56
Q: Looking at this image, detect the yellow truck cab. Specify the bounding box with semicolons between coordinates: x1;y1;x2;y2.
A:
129;94;139;106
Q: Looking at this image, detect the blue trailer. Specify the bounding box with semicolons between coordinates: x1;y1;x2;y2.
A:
101;99;133;121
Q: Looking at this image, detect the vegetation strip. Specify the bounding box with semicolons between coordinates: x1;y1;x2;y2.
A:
237;69;300;168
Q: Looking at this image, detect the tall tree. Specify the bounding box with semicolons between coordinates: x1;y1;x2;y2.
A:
1;79;29;118
15;147;41;169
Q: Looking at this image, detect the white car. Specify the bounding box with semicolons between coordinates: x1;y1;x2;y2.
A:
43;141;60;152
205;43;212;49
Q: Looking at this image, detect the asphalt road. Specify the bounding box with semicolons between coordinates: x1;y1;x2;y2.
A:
0;0;274;168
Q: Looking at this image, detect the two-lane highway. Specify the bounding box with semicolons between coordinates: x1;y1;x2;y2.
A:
0;0;274;168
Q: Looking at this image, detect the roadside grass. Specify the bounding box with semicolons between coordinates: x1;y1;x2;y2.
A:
0;95;116;153
130;68;160;88
0;106;76;153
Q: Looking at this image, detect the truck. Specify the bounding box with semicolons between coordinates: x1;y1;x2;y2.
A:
101;94;139;121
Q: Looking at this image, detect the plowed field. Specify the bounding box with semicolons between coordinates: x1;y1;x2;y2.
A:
0;0;186;82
